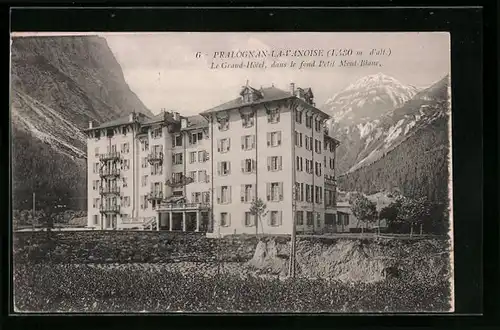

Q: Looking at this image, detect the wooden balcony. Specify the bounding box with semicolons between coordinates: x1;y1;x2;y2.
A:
99;167;120;178
147;152;164;164
99;151;121;162
99;185;121;195
99;204;120;213
157;202;210;211
165;176;194;188
147;191;164;201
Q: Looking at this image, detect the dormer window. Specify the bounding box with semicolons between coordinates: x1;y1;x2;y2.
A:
218;119;229;131
241;113;254;128
122;126;128;135
267;108;280;123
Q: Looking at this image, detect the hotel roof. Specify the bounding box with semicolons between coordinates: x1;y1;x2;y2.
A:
200;86;330;118
181;115;208;131
85;113;149;131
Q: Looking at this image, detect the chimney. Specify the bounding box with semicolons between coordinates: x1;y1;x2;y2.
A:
181;118;188;129
88;121;93;129
173;112;180;121
129;112;135;123
290;83;295;95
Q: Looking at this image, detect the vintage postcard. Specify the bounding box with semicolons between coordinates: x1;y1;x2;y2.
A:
11;32;453;313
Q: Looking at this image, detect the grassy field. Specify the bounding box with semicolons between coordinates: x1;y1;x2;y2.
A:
13;231;452;313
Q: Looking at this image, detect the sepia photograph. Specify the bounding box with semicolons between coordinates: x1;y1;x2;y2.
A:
11;31;453;313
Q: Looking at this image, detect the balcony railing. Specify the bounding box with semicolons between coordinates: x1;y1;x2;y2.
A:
165;176;194;188
324;174;336;185
147;191;164;201
99;151;121;162
147;152;164;164
99;167;121;178
99;185;120;195
157;202;210;210
99;204;120;213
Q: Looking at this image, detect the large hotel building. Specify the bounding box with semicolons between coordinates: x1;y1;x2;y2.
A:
84;83;339;236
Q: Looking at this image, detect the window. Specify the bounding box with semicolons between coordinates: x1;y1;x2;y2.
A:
218;161;231;176
202;191;210;204
94;147;99;157
295;131;303;147
141;157;147;168
316;212;321;227
92;180;99;191
295;109;302;124
190;151;197;164
269;211;281;226
198;151;207;162
141;175;148;187
268;108;280;123
300;183;304;201
306;212;314;226
324;156;327;168
173;135;183;147
198;170;207;183
330;142;335;153
295;157;303;172
241;184;254;202
299;133;303;147
93;215;99;225
244;212;255;227
305;114;313;128
218;138;230;153
305;184;312;202
121;143;130;153
305;135;310;150
95;131;101;139
241;135;255;150
172;172;183;184
192;192;202;203
93;162;99;174
296;211;304;225
315;139;322;154
189;171;197;182
315;186;323;204
219;120;229;131
267;131;282;147
295;182;300;201
172;153;183;165
122;196;131;207
190;132;198;145
220;212;230;226
122;159;130;171
92;198;100;208
267;182;283;202
330;157;335;170
141;140;149;152
315;119;322;132
268;156;282;171
241;159;256;173
242;113;254;128
218;186;231;204
123;177;128;187
152;127;162;139
315;162;322;176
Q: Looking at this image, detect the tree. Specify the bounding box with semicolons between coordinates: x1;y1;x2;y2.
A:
397;196;432;237
249;198;268;237
379;199;402;233
350;193;377;234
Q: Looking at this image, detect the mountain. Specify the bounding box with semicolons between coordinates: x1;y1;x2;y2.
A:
324;72;419;127
323;73;419;174
336;75;451;203
11;36;152;210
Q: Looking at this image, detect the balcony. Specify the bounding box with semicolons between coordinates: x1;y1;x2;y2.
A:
99;151;121;162
99;185;120;195
99;204;120;213
147;152;164;164
324;174;336;186
157;202;210;211
147;191;164;201
99;167;120;178
165;176;194;188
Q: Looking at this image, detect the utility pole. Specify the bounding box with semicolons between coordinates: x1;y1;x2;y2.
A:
289;174;297;278
32;192;35;231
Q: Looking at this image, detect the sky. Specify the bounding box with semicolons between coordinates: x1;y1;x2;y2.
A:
13;32;451;116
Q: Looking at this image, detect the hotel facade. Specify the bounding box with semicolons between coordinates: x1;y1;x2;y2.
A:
84;83;339;236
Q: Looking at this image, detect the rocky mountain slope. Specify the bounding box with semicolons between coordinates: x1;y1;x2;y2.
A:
11;36;152;210
334;75;451;202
